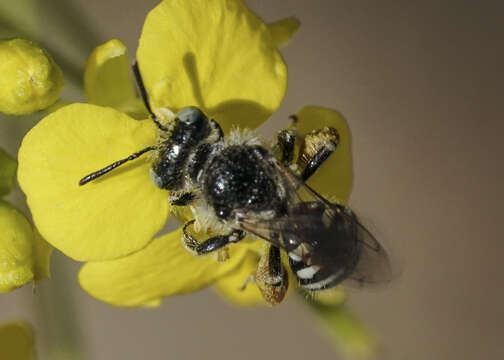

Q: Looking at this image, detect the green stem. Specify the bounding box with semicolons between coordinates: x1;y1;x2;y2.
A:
34;253;85;360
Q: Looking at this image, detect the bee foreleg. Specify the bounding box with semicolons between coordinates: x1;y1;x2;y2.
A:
182;220;245;255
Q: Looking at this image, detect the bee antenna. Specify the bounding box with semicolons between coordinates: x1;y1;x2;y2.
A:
132;62;169;132
78;146;156;186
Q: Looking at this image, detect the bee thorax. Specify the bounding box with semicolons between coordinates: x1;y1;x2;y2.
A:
201;144;288;221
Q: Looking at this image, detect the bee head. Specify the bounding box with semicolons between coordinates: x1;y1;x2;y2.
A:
150;106;215;190
171;106;211;146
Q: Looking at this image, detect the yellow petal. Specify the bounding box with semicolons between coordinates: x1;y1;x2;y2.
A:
213;251;266;306
0;39;64;115
0;147;17;197
0;322;36;360
137;0;287;132
32;229;52;281
294;106;353;203
18;103;168;261
79;228;249;307
84;39;147;119
0;201;34;293
267;17;301;48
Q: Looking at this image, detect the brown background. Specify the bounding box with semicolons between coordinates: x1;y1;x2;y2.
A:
1;0;503;359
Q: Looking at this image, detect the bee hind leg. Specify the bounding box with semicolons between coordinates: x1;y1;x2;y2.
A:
276;116;340;181
182;220;245;255
298;126;340;181
254;245;289;306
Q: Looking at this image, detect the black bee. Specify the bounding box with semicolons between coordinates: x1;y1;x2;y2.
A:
79;63;391;305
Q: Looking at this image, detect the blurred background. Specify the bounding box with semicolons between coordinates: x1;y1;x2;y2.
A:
1;0;503;359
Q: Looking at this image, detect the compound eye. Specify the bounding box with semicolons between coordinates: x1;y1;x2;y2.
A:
176;106;207;126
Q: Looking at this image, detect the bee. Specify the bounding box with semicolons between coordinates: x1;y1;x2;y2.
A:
79;63;391;305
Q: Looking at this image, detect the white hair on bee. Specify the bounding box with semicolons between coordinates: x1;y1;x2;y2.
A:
301;287;319;303
225;127;264;147
154;107;176;122
325;194;346;205
189;200;233;234
206;120;223;144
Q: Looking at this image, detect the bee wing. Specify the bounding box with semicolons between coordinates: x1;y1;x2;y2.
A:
240;203;392;286
239;156;392;287
238;208;325;247
341;216;393;287
301;181;393;286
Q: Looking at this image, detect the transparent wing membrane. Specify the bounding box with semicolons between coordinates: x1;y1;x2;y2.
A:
238;154;392;289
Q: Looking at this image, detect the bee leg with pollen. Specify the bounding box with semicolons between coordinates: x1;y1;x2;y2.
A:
254;244;289;306
297;126;340;181
182;220;245;255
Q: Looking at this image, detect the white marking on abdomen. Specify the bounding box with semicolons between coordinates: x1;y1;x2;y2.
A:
302;269;344;290
296;265;320;279
289;252;302;262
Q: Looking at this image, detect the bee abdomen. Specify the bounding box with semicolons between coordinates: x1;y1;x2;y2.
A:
288;252;345;290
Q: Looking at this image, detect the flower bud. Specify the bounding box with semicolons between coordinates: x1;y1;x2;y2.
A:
0;201;34;293
0;39;64;115
0;322;36;360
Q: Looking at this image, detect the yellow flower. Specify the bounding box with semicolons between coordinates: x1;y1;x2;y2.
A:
0;39;64;115
17;0;350;307
0;322;36;360
0;148;51;293
83;39;147;120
